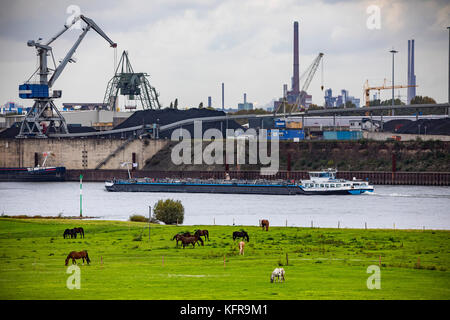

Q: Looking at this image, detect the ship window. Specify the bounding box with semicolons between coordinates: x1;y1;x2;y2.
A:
325;184;329;188
320;184;324;188
336;184;341;187
315;184;319;188
330;184;335;188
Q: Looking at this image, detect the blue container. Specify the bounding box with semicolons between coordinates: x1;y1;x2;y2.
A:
324;131;362;140
268;129;304;141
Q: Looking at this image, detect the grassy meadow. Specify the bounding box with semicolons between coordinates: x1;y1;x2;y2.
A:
0;218;449;300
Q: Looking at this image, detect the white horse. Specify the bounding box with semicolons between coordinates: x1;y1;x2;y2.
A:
239;241;245;255
270;268;285;283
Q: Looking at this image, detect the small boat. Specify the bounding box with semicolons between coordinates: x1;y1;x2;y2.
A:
0;151;65;182
104;169;373;195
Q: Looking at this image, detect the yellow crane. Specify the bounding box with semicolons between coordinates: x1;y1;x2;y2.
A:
363;79;417;107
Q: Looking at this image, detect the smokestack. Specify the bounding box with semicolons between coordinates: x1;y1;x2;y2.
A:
283;84;288;98
293;21;300;94
244;93;247;104
208;96;212;108
221;83;224;111
411;39;416;100
407;40;411;103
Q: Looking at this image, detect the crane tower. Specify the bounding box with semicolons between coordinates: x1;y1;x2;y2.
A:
16;15;116;138
103;51;161;111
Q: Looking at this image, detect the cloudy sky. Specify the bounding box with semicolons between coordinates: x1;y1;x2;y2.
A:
0;0;449;110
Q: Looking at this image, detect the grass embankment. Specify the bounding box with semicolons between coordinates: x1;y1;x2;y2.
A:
144;140;450;172
0;218;449;299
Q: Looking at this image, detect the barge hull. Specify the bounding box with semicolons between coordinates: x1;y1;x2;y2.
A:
105;183;372;195
0;167;66;182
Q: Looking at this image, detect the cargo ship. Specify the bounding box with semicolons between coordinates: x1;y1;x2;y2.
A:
0;152;65;182
105;169;374;195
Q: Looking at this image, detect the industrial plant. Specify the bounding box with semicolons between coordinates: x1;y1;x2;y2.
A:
0;14;449;179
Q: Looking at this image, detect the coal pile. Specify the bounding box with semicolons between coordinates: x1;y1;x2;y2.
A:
384;118;450;135
0;123;98;139
382;119;412;133
114;108;243;138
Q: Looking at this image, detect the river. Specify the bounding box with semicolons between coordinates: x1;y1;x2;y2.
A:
0;182;449;230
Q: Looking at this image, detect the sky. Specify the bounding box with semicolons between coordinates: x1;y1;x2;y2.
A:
0;0;449;110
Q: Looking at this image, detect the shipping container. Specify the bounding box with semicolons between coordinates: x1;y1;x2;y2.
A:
323;131;362;140
286;121;303;129
268;129;305;141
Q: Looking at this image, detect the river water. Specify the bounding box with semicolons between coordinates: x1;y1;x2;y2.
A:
0;182;449;230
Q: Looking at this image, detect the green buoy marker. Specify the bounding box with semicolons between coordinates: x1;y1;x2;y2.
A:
80;174;83;217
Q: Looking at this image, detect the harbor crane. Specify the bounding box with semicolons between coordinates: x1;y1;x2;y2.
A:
275;52;324;115
103;50;161;111
16;15;117;138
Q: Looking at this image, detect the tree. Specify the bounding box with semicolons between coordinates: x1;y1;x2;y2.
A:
154;199;184;225
410;96;436;105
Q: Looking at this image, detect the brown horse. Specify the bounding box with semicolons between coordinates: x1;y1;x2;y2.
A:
172;232;192;247
65;250;91;266
180;234;204;248
194;229;209;241
73;227;85;238
259;219;269;231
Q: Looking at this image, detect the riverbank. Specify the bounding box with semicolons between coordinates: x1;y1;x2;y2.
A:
0;218;448;299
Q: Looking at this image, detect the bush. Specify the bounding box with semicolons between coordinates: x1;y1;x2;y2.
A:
154;199;184;225
129;215;149;222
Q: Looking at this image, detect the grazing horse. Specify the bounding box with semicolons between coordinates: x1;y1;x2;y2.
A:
65;250;91;266
63;228;77;239
259;219;269;231
180;234;204;248
73;227;85;238
63;229;72;239
194;229;209;242
233;231;249;242
172;232;192;247
270;268;285;283
239;241;245;255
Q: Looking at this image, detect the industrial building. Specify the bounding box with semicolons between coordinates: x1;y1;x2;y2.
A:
273;21;320;112
238;93;254;111
324;88;360;108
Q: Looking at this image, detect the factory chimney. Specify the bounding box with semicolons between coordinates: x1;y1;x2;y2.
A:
222;82;224;111
244;93;247;104
407;40;411;103
411;39;416;100
407;39;416;103
292;21;300;94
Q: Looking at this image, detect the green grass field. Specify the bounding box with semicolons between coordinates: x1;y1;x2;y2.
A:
0;218;449;300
